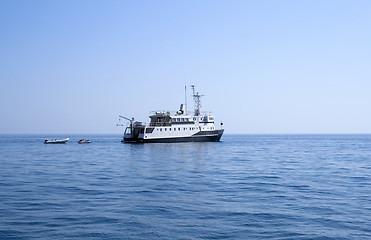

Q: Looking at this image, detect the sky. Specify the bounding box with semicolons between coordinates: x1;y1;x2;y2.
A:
1;0;371;134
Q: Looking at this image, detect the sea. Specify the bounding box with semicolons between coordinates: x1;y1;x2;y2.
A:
0;134;370;240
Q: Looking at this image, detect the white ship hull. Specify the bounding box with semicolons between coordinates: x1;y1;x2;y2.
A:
123;129;224;143
44;138;69;144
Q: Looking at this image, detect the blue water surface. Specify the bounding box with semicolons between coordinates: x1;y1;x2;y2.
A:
0;134;370;239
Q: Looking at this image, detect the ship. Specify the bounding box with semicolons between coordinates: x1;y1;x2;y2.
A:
119;85;224;143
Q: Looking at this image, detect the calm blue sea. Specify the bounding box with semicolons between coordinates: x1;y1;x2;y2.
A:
0;134;370;239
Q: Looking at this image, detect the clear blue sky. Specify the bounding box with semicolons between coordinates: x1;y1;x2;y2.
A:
1;0;370;134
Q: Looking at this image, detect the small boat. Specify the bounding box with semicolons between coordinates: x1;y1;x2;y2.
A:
78;139;91;144
44;138;69;144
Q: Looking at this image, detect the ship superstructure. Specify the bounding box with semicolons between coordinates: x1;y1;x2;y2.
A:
120;86;224;143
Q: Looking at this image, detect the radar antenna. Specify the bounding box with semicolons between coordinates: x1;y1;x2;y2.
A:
191;85;204;116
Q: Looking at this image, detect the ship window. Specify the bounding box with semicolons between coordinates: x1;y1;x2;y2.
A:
145;128;154;133
165;128;167;131
160;128;162;131
125;127;131;134
178;128;180;131
174;128;176;131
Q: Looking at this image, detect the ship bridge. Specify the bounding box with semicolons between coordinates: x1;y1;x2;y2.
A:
149;111;172;127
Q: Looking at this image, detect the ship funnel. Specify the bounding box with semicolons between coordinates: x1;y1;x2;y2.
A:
177;104;186;115
180;104;186;112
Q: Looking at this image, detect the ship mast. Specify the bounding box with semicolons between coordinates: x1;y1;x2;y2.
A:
191;85;204;116
184;84;187;115
185;73;187;114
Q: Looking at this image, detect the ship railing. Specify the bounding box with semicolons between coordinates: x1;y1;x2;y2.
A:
150;111;171;116
150;110;213;116
149;122;172;127
189;111;213;116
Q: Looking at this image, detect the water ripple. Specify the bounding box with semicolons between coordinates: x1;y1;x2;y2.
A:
0;134;370;239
